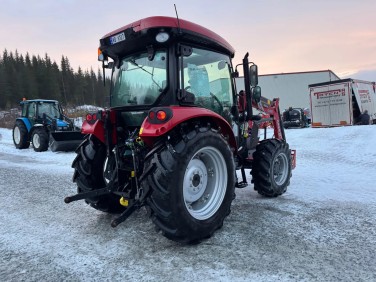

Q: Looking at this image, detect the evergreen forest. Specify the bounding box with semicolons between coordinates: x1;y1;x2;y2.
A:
0;49;110;110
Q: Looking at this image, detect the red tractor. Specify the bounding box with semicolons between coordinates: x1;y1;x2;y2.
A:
65;16;296;243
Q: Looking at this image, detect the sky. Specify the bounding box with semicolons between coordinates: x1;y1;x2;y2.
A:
1;0;375;81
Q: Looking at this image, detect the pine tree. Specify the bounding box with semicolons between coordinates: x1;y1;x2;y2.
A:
0;48;107;109
0;59;12;108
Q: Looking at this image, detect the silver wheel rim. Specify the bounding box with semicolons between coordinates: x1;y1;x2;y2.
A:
273;152;289;185
33;133;40;149
183;146;227;220
14;127;21;144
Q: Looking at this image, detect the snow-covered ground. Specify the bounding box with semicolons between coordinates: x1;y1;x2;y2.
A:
0;126;376;281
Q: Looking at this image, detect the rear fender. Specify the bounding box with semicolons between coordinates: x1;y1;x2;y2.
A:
81;120;106;144
81;110;116;145
140;106;237;151
16;117;32;132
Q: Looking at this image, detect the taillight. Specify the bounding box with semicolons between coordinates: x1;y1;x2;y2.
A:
156;110;167;121
149;111;155;120
147;107;173;124
86;112;101;124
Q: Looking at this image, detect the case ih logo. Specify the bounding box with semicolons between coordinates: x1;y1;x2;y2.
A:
314;89;345;99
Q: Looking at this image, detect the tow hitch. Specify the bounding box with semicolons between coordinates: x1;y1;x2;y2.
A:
65;187;144;227
65;166;151;228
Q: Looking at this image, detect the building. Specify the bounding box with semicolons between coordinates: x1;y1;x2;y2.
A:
235;70;340;112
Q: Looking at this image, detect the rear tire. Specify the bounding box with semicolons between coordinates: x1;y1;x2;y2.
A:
142;126;236;243
72;138;125;213
13;120;30;149
251;139;292;197
32;128;49;152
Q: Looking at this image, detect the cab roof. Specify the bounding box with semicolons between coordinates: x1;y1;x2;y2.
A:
20;99;59;104
100;16;235;57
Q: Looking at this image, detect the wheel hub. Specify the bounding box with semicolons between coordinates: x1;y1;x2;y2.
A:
273;153;288;185
182;146;228;221
183;159;208;203
33;133;40;148
192;174;201;187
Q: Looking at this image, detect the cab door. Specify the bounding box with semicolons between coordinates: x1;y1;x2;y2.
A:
26;102;37;127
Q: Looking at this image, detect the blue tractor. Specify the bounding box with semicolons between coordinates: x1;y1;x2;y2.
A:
12;99;84;152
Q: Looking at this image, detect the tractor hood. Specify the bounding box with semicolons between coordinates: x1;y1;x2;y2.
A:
56;119;70;128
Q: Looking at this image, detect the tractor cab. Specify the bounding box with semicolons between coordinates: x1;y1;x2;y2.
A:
96;17;240;138
109;47;234;117
19;99;70;130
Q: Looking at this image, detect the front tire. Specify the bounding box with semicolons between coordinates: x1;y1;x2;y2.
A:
13;120;30;149
32;128;49;152
72;138;125;213
251;139;292;197
142;126;236;243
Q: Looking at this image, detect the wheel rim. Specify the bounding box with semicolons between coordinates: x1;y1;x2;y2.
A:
183;146;227;220
273;152;289;185
14;126;21;144
33;133;40;149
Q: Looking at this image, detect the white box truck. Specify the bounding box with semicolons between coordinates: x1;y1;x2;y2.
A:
309;79;376;127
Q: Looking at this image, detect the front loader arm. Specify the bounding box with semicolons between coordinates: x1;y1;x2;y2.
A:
251;96;285;141
250;95;295;169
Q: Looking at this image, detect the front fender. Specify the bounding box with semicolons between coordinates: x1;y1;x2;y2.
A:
140;106;237;151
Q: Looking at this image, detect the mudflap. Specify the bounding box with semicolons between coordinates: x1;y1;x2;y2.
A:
291;149;297;169
49;131;84;152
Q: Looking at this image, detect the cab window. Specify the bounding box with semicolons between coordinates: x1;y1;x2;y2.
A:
180;48;234;115
27;103;36;119
111;50;168;107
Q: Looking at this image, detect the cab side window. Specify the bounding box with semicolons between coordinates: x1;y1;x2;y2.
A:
27;103;36;119
180;48;234;115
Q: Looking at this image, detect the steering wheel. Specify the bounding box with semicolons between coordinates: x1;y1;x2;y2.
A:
210;93;223;113
184;86;223;113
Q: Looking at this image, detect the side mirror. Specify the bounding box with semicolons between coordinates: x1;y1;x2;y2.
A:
98;49;108;62
253;86;261;103
249;64;258;87
105;61;114;69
